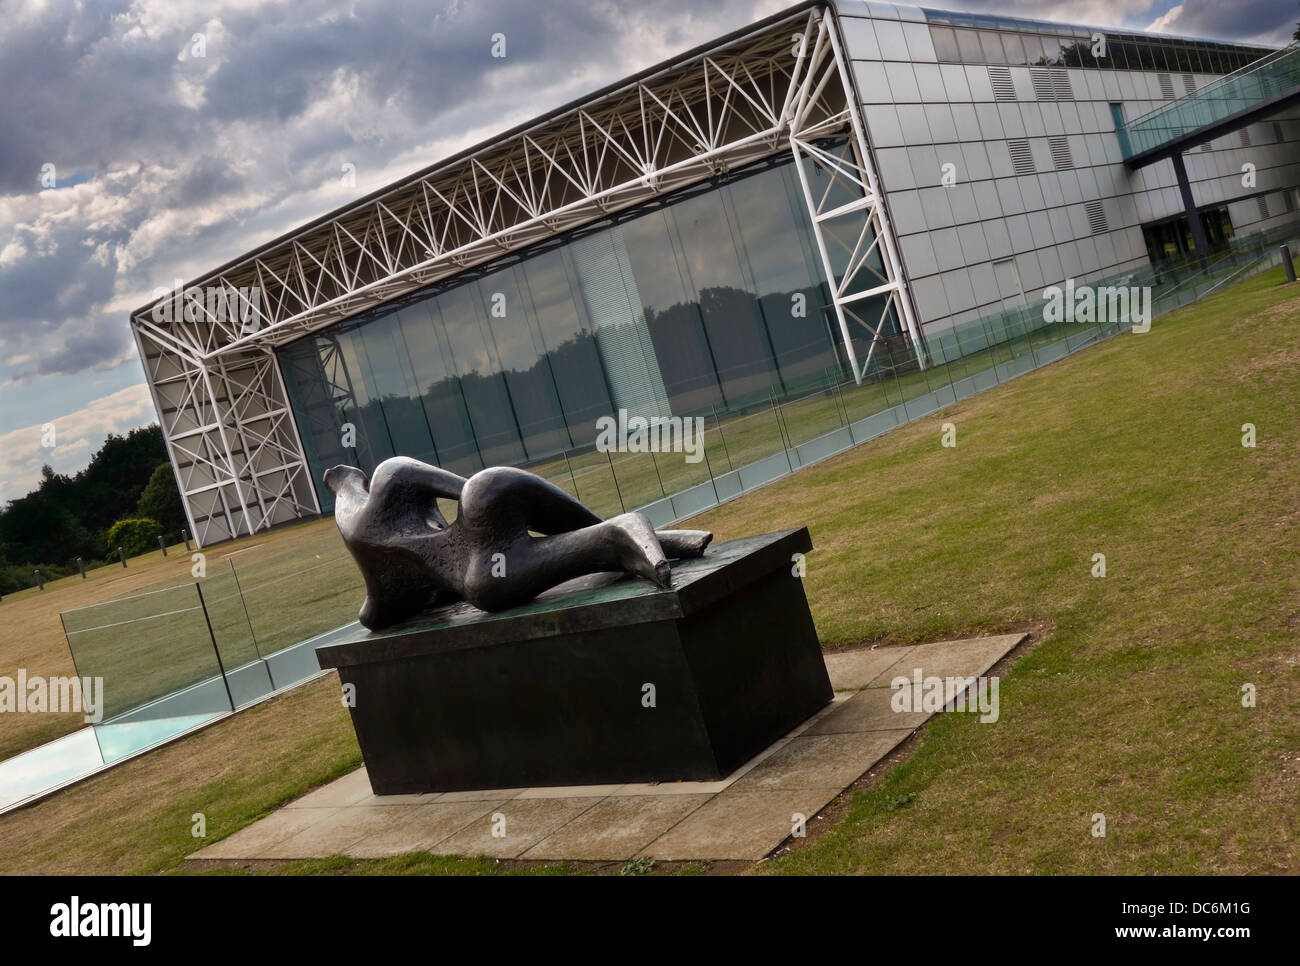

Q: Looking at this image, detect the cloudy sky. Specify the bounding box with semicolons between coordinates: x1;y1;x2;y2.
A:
0;0;1295;502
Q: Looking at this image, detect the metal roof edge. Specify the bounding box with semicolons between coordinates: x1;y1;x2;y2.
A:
129;0;826;319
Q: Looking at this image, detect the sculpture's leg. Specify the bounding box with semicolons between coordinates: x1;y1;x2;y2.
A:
455;465;714;612
459;513;673;611
655;529;712;558
460;466;711;552
459;465;602;536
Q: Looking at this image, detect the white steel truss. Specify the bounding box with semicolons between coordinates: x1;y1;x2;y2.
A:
790;10;925;380
130;3;923;546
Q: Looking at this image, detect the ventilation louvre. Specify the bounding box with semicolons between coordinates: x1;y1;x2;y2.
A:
1048;136;1074;171
1199;141;1212;153
1007;139;1035;176
1274;121;1285;142
989;66;1015;101
1257;196;1269;220
1181;73;1197;95
1241;128;1252;147
1085;200;1108;235
1030;66;1073;101
1158;73;1175;99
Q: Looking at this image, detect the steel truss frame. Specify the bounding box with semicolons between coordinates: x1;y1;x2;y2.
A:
130;3;923;546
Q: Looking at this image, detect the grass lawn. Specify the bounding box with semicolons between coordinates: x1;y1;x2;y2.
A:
0;267;1297;874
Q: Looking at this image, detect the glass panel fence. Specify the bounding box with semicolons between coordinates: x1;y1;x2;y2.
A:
61;583;231;765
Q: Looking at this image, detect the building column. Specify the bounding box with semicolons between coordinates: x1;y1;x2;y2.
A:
1170;151;1209;264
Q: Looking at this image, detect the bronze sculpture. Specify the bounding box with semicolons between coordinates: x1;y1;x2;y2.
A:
325;457;713;630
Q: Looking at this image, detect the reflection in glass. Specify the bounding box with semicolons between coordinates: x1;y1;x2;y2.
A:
434;283;527;467
979;30;1008;65
670;188;782;408
519;248;614;446
571;229;672;421
621;207;723;416
356;312;437;466
725;163;840;395
929;26;960;62
478;266;571;458
278;143;861;501
957;28;984;64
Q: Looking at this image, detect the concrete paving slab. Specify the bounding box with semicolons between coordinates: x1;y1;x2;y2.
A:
345;800;506;858
638;788;843;861
353;792;436;806
191;806;339;860
433;797;604;859
283;767;373;808
823;646;916;690
802;687;931;735
729;731;912;792
521;794;712;861
516;783;625;799
789;691;853;730
865;633;1024;687
430;787;525;803
609;779;734;796
262;805;427;859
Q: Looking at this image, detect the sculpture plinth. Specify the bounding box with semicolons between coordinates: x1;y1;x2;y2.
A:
315;528;831;794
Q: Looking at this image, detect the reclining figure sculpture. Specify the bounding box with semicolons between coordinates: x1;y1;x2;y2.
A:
325;457;713;630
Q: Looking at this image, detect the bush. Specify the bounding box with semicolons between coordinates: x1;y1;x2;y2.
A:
104;518;163;559
136;463;187;535
0;563;24;594
0;561;78;594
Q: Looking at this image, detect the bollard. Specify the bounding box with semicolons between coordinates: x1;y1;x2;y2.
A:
1281;244;1297;283
34;569;43;590
118;546;127;568
77;557;86;579
158;535;168;557
182;528;190;551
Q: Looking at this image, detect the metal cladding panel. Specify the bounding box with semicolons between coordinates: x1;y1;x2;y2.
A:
834;3;1300;334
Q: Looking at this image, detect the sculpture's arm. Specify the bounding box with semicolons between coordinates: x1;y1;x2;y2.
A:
372;456;468;503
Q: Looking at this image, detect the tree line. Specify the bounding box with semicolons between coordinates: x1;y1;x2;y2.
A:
0;425;187;592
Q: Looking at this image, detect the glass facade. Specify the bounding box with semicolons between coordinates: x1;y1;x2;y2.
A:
921;9;1271;73
1141;206;1236;262
278;143;889;510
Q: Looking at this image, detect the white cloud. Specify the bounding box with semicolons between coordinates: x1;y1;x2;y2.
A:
1145;0;1295;44
1148;5;1182;33
0;383;155;502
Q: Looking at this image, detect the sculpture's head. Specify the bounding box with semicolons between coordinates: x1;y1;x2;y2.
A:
323;464;368;497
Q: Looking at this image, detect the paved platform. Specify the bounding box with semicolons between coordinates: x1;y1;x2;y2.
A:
191;633;1024;863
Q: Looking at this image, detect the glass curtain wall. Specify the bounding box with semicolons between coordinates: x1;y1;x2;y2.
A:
280;145;857;510
920;8;1270;73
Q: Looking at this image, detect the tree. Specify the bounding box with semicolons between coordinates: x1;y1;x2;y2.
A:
0;549;20;595
0;493;95;564
136;463;187;535
0;423;168;569
74;426;168;534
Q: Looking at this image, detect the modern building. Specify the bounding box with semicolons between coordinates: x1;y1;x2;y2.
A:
131;1;1300;547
